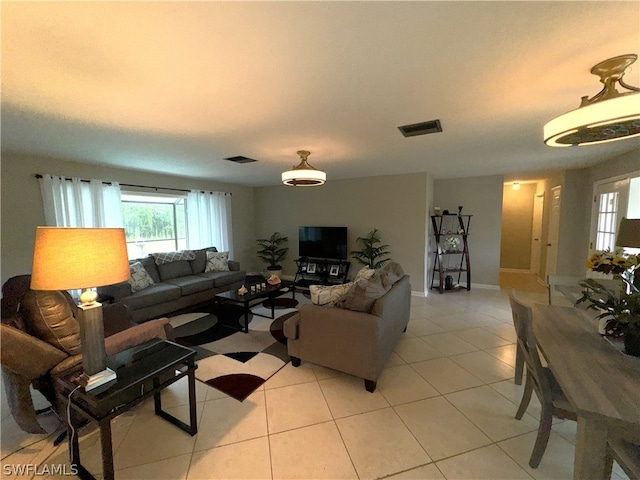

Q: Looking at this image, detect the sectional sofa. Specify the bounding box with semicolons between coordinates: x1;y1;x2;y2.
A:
98;248;245;323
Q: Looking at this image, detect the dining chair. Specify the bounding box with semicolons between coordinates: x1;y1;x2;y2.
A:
509;290;577;468
605;424;640;479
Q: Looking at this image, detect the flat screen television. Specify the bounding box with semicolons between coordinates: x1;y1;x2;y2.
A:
299;226;348;260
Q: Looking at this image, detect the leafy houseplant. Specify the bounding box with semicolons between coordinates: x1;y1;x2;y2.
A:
576;249;640;356
256;232;289;277
351;229;391;269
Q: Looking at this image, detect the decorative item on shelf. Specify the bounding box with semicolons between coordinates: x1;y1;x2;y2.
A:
457;228;465;235
281;150;326;187
442;209;450;215
351;228;391;269
458;206;463;215
576;248;640;356
256;232;288;285
238;285;248;295
30;227;130;390
444;236;461;253
445;275;454;290
544;54;640;147
434;206;442;216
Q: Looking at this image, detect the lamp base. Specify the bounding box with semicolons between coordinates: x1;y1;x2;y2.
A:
81;367;117;392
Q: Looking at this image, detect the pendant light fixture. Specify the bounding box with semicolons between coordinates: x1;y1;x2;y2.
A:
544;54;640;147
281;150;326;187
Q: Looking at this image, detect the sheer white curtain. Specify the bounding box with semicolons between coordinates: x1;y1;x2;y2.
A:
39;175;123;227
186;190;233;256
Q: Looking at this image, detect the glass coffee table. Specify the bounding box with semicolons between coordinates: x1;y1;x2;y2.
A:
214;280;297;333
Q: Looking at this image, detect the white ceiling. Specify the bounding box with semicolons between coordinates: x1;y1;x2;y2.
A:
2;1;639;187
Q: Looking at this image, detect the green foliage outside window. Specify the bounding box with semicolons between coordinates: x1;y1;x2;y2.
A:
122;202;185;242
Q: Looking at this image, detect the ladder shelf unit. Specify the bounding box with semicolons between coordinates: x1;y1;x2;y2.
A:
430;214;472;293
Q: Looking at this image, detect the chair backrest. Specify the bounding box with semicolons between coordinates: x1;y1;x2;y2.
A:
509;290;554;399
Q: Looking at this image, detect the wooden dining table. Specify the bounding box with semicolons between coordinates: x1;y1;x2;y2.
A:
533;304;640;479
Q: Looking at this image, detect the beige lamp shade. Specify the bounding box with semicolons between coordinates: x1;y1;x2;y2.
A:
616;218;640;248
31;227;130;291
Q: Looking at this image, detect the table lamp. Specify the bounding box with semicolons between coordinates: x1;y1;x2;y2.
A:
30;227;130;390
616;218;640;249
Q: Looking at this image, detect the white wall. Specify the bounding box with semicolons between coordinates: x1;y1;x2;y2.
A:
433;175;504;287
254;173;430;293
1;153;256;285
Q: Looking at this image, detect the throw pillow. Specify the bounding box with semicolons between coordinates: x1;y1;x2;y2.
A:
336;270;392;313
310;282;354;307
354;266;376;282
380;262;404;284
152;250;196;265
128;261;155;292
205;251;230;272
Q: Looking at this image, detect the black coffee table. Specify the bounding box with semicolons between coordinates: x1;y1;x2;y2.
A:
214;280;296;333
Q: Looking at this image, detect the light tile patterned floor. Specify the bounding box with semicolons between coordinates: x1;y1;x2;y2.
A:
1;280;631;479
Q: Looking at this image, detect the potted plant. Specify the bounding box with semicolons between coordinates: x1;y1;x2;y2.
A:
351;229;391;269
256;232;289;285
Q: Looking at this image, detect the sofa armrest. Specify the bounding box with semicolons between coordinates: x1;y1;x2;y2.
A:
0;324;68;379
98;281;132;302
283;312;301;340
104;318;170;356
228;260;240;272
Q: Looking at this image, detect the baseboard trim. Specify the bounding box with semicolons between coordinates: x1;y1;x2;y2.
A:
499;268;531;274
471;283;501;290
411;290;426;297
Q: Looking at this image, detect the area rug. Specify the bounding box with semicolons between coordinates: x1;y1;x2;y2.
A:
170;303;298;401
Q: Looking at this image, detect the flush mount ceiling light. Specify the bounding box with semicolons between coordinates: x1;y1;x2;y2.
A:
544;54;640;147
281;150;326;187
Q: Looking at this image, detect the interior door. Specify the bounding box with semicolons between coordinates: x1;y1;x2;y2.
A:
530;194;544;279
545;186;561;278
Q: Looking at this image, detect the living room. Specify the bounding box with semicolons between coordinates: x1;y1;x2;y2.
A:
2;149;639;294
2;2;640;479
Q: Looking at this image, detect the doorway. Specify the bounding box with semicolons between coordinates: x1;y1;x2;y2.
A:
499;182;547;293
545;186;561;278
530;194;544;280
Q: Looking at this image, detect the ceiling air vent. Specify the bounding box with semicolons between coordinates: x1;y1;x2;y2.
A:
398;119;443;137
224;156;257;164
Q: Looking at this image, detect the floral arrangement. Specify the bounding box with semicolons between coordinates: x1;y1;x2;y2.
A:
577;249;640;340
585;249;640;277
443;236;461;252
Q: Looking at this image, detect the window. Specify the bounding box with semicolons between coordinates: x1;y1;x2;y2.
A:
590;172;640;253
121;193;186;259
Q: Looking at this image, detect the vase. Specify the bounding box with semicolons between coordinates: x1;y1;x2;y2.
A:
623;328;640;357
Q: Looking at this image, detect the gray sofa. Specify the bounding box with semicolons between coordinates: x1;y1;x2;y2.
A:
283;267;410;392
98;248;245;323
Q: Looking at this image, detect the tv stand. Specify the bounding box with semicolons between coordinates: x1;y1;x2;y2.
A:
294;258;351;290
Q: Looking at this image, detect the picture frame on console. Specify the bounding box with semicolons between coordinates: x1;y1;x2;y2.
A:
329;264;340;276
307;263;316;274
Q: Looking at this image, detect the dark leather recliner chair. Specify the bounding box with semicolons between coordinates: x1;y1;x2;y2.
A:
1;275;174;434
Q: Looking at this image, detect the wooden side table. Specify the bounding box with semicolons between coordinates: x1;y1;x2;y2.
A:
56;340;198;480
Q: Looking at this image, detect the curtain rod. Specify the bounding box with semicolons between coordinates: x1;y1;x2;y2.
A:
34;174;231;195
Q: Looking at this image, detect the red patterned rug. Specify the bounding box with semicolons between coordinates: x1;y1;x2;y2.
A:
170;304;298;401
